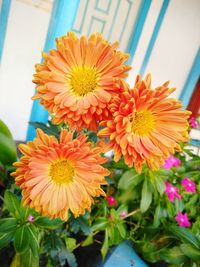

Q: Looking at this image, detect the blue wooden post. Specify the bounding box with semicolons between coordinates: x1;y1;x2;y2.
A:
26;0;80;141
126;0;151;65
179;48;200;108
140;0;170;76
0;0;11;64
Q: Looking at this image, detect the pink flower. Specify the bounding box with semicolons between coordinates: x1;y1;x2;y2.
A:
181;177;196;193
27;214;35;222
106;196;117;207
165;181;181;202
119;211;128;219
189;117;198;128
163;155;181;169
175;212;191;227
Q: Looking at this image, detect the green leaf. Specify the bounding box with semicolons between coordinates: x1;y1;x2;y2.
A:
29;121;60;138
154;176;165;195
4;191;21;219
116;223;126;239
0;119;13;139
34;216;63;229
14;225;30;253
118;169;142;190
153;204;162;227
81;235;93;247
180;243;200;261
65;237;76;252
107;225;122;245
169;225;200;249
174;198;184;213
0;132;17;165
92;217;109;232
27;224;39;257
19;204;31;220
20;248;39;267
101;229;109;260
0;218;18;232
0;231;14;249
140;179;152;213
160;246;187;264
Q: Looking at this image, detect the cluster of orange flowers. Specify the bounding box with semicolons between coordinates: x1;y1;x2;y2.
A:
12;32;191;220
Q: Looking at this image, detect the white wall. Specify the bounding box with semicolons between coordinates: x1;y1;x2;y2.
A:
0;0;51;140
0;0;200;141
127;0;200;99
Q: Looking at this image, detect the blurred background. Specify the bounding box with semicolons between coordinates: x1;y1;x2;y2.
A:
0;0;199;142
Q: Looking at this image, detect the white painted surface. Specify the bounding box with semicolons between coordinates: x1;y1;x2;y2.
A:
72;0;141;50
0;0;51;140
0;0;200;140
142;0;200;99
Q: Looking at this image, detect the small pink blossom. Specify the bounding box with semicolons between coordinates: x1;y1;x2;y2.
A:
119;211;128;219
163;155;181;169
175;212;191;227
189;117;198;128
27;214;35;222
165;181;181;202
181;177;196;193
106;196;117;207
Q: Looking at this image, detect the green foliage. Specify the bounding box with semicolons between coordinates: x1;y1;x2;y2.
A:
0;120;17;166
0;123;200;266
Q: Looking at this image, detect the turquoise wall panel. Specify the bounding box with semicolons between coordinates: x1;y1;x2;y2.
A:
26;0;79;140
0;0;11;64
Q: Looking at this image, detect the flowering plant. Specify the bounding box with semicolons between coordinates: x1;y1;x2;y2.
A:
0;33;200;267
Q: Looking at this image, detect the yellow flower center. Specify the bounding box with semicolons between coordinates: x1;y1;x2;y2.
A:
131;110;155;135
49;159;74;185
69;66;98;96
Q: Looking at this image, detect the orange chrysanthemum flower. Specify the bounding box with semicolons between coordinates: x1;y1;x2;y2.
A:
98;75;191;173
32;32;130;131
11;129;109;221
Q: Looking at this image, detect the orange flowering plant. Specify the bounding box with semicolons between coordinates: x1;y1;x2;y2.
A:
0;33;200;267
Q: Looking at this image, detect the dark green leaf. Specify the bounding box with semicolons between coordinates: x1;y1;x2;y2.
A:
140;179;152;213
34;216;63;229
0;218;18;232
70;216;91;235
4;191;21;219
92;217;108;232
169;225;200;249
29;121;60;138
0;231;14;249
180;243;200;261
59;248;77;267
14;225;30;253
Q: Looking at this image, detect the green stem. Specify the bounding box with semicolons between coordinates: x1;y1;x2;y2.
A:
123;208;140;219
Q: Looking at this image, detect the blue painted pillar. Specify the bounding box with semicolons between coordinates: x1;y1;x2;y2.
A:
139;0;170;76
0;0;11;64
26;0;80;141
126;0;151;65
179;48;200;108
